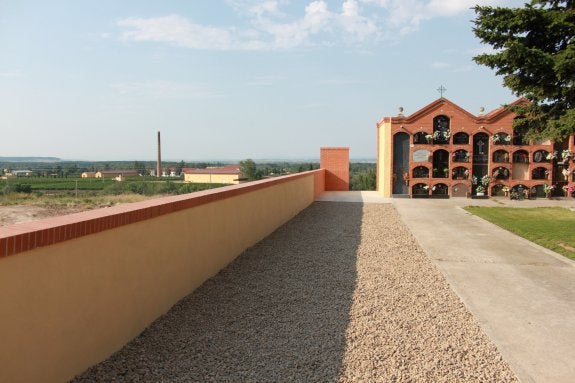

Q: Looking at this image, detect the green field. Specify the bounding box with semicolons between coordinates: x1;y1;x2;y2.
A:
464;207;575;260
1;177;227;203
6;177;116;190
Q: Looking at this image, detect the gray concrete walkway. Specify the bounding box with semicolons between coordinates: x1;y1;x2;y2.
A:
319;192;575;383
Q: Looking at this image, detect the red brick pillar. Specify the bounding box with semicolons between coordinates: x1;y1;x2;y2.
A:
320;147;350;191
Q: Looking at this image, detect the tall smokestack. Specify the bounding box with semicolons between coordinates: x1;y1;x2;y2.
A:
156;131;162;178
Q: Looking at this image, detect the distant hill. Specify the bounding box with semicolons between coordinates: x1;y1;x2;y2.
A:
0;157;61;162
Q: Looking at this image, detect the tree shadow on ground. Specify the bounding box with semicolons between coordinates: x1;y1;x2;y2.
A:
72;201;363;382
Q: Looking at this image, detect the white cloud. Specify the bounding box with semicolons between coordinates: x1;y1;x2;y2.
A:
360;0;522;35
226;0;287;18
116;0;522;51
427;0;477;16
118;15;237;50
250;0;332;49
338;0;379;41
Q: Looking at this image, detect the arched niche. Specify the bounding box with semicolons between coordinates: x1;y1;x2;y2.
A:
492;150;509;163
532;167;548;180
533;150;549;163
413;132;431;144
512;118;526;145
492;166;510;180
432;115;450;144
412;166;429;178
412;183;429;197
431;183;448;195
452;132;469;145
491;132;511;145
532;184;547;198
432;149;450;178
452;166;469;180
510;184;529;199
513;150;529;163
393;132;410;195
491;184;507;197
452;149;469;162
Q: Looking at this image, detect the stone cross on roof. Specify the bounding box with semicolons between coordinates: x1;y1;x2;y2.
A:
437;85;447;98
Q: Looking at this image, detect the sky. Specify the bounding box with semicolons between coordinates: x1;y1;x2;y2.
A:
0;0;526;161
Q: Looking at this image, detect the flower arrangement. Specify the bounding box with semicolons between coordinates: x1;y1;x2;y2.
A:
480;175;491;186
502;186;510;192
491;133;511;144
422;185;429;190
432;130;450;141
464;169;470;178
562;168;570;178
432;185;437;191
472;175;478;185
561;150;572;160
476;185;486;194
425;134;433;143
546;151;558;160
543;184;555;196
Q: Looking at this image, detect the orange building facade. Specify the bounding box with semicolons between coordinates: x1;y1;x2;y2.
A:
377;98;575;198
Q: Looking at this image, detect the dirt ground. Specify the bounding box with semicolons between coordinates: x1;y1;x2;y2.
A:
0;205;89;226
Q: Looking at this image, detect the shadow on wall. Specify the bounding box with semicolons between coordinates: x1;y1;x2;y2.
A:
72;201;363;382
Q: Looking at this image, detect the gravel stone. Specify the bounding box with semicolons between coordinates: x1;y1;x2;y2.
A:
71;202;518;382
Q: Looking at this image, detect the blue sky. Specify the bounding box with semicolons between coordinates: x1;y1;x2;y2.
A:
0;0;524;161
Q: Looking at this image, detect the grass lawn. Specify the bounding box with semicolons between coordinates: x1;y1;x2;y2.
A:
464;207;575;261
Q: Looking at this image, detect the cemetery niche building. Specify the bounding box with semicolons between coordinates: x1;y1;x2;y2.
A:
376;98;575;198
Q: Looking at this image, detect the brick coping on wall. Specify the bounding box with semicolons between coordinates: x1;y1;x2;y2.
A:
0;170;324;258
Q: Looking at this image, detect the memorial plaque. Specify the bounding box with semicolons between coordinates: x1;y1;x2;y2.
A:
413;149;430;162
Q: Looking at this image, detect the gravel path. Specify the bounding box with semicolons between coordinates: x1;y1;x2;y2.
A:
72;202;517;382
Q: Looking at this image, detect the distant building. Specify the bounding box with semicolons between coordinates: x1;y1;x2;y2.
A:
95;170;139;179
81;172;96;178
9;170;33;177
183;165;242;184
162;168;179;177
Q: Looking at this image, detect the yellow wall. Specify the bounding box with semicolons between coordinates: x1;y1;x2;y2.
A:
184;173;239;184
0;174;317;383
377;121;392;197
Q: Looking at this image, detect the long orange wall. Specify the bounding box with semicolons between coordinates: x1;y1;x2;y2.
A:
0;170;324;383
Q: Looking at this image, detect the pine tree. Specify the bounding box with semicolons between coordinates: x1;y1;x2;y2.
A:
473;0;575;140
